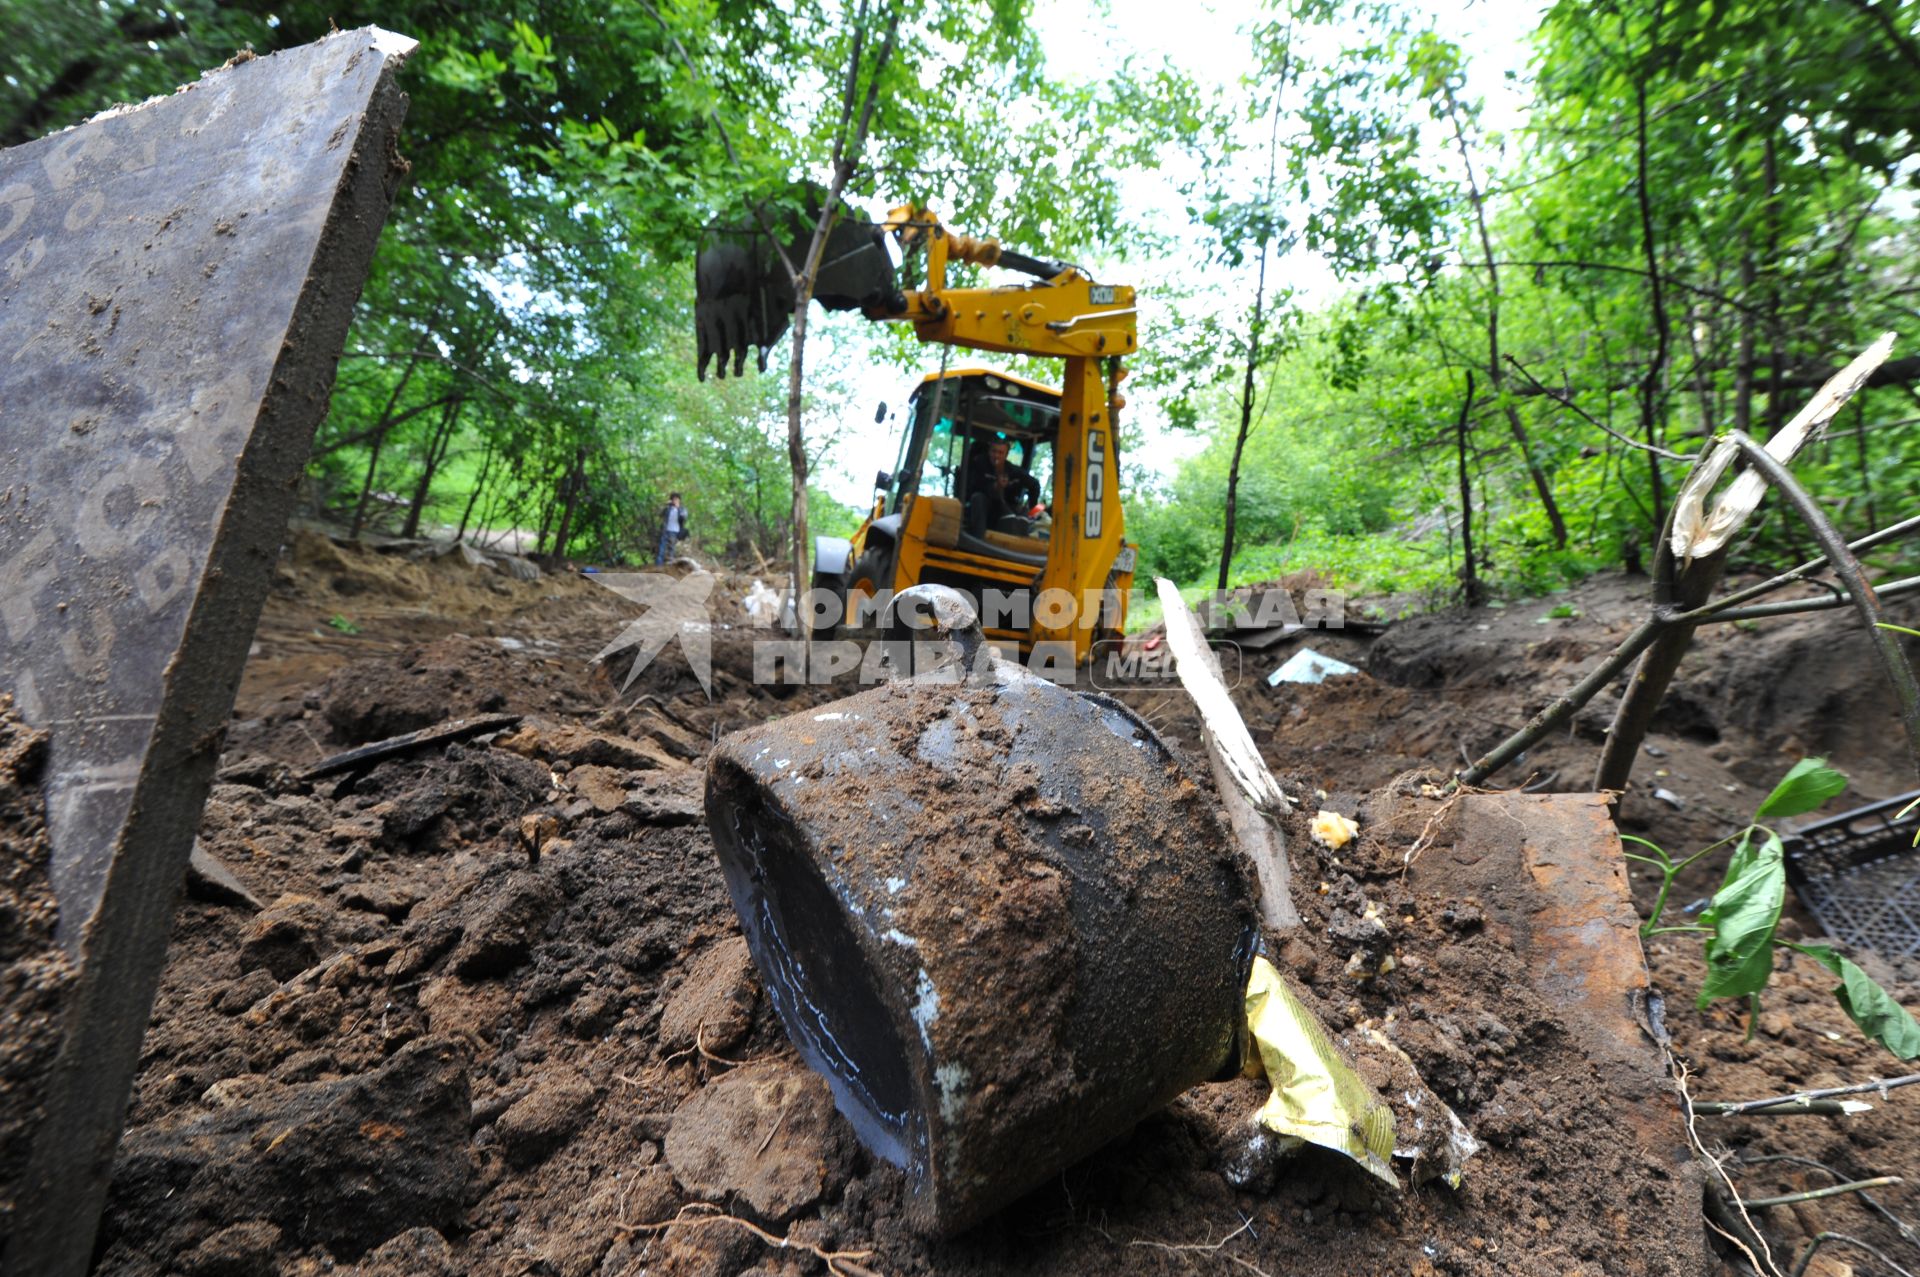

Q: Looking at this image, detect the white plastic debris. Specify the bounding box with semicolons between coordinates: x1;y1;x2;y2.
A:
742;579;781;627
1269;648;1361;686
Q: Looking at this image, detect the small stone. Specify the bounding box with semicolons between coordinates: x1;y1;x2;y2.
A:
178;1219;282;1277
186;840;265;911
237;895;333;980
344;1226;457;1277
495;1068;597;1167
213;969;279;1015
665;1060;852;1223
451;871;562;979
659;936;759;1056
340;882;423;920
1758;1010;1793;1039
201;1074;276;1108
569;764;631;813
563;986;624;1038
381;782;453;844
656;1216;760;1277
272;1050;337;1083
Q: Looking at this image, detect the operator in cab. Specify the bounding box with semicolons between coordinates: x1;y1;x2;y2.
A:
964;434;1039;535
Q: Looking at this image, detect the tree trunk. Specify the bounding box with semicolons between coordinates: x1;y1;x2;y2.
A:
1445;92;1568;548
1217;78;1290;593
549;447;586;566
1219;254;1266;591
781;7;898;642
350;352;426;538
1455;371;1484;606
400;398;463;540
456;441;495;543
1733;250;1756;435
1594;544;1728;796
1854;399;1877;530
1632;68;1670;533
533;489;556;560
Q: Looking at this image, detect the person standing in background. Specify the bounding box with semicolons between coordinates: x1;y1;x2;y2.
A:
656;492;690;564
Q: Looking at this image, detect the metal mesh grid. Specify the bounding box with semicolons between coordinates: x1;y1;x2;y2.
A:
1785;790;1920;960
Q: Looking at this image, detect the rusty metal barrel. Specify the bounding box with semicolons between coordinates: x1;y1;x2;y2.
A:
704;594;1259;1234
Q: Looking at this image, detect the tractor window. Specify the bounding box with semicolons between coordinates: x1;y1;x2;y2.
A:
919;415;957;498
887;420;914;512
971;394;1060;439
1022;437;1054;510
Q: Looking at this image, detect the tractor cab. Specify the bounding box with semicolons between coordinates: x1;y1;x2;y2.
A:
816;366;1133;659
883;368;1059;552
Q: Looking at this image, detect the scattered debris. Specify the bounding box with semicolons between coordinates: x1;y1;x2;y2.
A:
1268;647;1362;685
184;841;265;912
299;714;523;780
1310;809;1360;852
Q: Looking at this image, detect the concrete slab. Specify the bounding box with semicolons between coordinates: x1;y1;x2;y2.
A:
0;29;414;1274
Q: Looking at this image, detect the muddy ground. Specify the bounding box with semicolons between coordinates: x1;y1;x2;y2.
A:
46;532;1920;1276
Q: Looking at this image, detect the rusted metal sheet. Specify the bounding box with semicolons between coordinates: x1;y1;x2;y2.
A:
1421;792;1703;1257
0;29;414;1275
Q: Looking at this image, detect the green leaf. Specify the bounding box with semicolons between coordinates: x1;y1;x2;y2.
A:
1754;758;1846;820
1698;830;1784;1008
1796;946;1920;1059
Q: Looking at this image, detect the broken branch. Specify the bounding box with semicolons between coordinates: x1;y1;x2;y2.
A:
1456;618;1662;786
1727;430;1920;780
1694;1071;1920;1117
1744;1177;1903;1208
1791;1232;1920;1277
1688;574;1920;625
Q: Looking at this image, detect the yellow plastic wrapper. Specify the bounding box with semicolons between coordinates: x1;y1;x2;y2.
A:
1243;955;1400;1189
1309;809;1359;852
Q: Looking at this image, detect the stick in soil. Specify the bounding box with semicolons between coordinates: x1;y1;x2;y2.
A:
1736;1153;1920;1260
1791;1231;1920;1277
1678;512;1920;622
615;1203;879;1277
1691;1070;1920;1117
1690;574;1920;625
1456;617;1663;786
1743;1177;1903;1208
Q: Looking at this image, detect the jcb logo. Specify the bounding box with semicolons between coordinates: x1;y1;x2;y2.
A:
1085;429;1105;538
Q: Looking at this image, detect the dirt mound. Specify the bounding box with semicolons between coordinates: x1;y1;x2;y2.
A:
1363;571;1920;795
79;550;1920;1276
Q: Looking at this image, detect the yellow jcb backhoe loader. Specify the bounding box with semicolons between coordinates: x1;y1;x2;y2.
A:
696;202;1139;667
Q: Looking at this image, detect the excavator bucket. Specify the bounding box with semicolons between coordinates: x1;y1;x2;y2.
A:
694;192;899;380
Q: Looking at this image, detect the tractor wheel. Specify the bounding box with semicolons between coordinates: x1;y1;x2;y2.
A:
845;547;892;633
807;569;847;640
